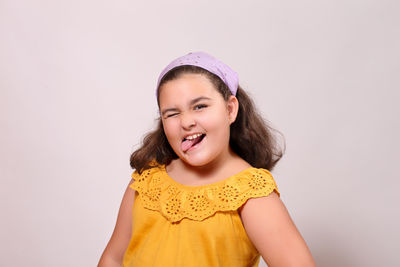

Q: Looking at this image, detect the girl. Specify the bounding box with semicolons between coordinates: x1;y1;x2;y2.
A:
98;52;316;267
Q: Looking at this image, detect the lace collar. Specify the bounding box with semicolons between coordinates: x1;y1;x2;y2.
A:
130;164;279;223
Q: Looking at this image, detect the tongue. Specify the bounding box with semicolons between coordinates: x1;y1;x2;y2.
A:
181;135;203;152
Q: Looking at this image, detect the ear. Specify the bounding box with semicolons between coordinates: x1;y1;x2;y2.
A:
226;95;239;124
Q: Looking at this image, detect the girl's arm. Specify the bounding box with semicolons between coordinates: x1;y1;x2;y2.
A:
98;179;135;267
239;191;316;267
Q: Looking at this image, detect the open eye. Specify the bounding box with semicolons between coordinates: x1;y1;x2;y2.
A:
194;104;208;110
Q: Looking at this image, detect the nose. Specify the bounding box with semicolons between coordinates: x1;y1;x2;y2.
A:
180;111;196;129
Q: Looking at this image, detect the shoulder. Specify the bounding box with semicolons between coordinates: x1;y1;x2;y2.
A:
238;190;280;214
237;167;280;214
130;166;160;181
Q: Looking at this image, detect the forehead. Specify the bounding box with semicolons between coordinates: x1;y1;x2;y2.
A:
158;73;221;106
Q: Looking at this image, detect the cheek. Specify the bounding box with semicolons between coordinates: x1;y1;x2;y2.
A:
199;120;230;146
200;107;230;130
162;120;180;142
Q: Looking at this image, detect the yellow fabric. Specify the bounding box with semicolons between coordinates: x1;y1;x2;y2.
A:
122;163;280;267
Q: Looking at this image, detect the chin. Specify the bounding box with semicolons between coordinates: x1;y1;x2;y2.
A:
179;152;218;168
182;158;208;167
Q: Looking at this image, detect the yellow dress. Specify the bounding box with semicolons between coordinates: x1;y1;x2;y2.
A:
122;163;280;267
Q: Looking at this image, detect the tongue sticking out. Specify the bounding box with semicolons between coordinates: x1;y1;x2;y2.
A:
181;134;204;152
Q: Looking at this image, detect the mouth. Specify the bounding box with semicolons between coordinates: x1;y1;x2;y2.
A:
181;134;206;153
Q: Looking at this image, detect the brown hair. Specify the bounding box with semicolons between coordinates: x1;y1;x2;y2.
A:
130;65;285;174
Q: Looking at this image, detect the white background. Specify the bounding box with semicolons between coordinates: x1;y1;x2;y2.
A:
1;0;399;266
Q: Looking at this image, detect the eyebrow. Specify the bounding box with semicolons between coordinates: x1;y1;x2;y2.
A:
161;96;212;116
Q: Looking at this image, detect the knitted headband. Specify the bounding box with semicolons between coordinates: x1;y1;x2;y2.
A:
156;51;239;97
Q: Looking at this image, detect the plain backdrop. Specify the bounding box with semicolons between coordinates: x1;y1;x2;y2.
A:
1;0;399;266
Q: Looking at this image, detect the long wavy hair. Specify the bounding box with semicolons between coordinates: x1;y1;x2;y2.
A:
130;65;285;174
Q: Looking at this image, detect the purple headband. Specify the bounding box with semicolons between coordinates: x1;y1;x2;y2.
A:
156;51;239;97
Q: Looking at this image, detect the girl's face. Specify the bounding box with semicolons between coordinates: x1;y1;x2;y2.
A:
159;73;238;167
